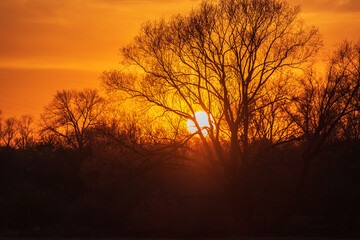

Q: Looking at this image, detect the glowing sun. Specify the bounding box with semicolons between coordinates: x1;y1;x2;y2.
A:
187;111;215;136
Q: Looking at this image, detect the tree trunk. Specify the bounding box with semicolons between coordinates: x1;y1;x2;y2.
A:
279;148;313;231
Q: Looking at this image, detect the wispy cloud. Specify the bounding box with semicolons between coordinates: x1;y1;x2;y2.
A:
289;0;360;12
0;0;197;70
0;0;359;71
92;0;199;3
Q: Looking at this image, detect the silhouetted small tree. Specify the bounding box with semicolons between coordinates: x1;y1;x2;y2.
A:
41;89;106;150
0;117;18;148
16;115;35;149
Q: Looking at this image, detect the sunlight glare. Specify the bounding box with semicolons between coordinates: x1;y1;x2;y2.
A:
187;111;215;136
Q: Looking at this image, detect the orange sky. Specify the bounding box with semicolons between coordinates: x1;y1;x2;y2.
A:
0;0;360;118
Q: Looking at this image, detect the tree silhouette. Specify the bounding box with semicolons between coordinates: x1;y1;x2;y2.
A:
16;115;34;149
103;0;322;230
291;40;360;174
0;117;18;148
41;89;106;150
284;39;360;221
104;0;321;162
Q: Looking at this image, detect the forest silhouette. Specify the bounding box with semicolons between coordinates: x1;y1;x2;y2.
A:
1;0;360;237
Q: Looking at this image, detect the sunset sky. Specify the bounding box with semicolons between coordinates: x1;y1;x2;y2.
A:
1;0;360;118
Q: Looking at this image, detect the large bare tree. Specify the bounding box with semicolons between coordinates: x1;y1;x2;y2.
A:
104;0;321;169
103;0;322;229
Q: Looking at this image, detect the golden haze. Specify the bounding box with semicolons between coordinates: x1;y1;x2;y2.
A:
0;0;360;118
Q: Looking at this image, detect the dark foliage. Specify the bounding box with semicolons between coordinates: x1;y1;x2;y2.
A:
1;0;360;238
1;138;360;237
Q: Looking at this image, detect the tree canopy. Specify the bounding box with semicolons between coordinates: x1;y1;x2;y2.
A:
103;0;322;166
41;89;106;150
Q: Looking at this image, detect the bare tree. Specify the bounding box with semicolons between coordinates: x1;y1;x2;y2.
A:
284;40;360;220
103;0;321;230
341;110;360;141
41;89;106;150
250;76;297;145
104;0;321;164
17;115;35;149
0;117;18;148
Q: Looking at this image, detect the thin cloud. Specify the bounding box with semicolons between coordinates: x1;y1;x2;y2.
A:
289;0;360;12
0;0;197;70
93;0;199;3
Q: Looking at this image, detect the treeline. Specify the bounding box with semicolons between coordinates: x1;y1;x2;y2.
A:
1;0;360;237
0;93;359;237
